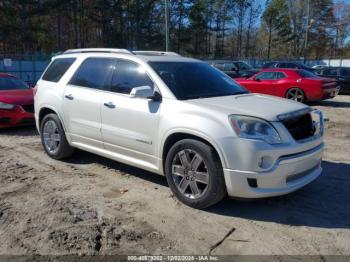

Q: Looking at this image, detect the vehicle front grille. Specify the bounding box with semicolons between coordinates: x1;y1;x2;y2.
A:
0;117;11;124
21;104;34;113
282;113;315;141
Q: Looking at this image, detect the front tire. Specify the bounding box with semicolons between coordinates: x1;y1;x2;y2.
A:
165;139;226;209
40;113;74;160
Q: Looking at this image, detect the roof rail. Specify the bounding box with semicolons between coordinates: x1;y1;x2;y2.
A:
133;51;181;57
63;48;131;55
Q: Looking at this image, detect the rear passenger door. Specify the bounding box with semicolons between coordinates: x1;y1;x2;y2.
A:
63;57;114;148
101;59;161;169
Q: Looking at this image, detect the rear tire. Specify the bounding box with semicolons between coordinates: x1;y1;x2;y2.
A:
285;88;305;103
165;139;226;209
40;113;74;160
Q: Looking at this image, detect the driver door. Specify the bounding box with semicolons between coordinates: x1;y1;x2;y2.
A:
249;71;278;96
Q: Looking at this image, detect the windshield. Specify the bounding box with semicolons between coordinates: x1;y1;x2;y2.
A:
149;62;247;100
0;76;29;90
297;70;316;78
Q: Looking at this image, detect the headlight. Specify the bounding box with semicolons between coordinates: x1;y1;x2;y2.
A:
310;109;324;137
0;102;15;110
229;115;282;144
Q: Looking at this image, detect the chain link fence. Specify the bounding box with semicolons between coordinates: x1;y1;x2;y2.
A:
1;53;349;86
0;54;51;86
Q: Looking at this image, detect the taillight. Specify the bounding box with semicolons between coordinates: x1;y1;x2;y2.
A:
33;85;38;96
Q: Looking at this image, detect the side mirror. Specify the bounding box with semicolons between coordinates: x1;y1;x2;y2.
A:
130;86;162;101
255;78;261;82
130;86;154;98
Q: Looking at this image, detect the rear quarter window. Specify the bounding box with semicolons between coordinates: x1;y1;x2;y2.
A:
297;70;316;78
42;58;76;82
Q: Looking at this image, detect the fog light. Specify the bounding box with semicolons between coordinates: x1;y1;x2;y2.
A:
247;178;257;188
258;156;273;169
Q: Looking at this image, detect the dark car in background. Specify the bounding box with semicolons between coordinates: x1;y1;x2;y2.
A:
207;60;259;78
262;61;315;72
315;67;350;95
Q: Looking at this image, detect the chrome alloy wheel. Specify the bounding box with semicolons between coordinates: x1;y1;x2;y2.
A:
286;88;304;102
171;149;210;199
43;120;61;154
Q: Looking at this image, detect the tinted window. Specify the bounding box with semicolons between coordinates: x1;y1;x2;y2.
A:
279;62;298;69
149;62;247;100
69;58;114;90
237;62;251;70
224;63;237;71
276;72;286;79
213;63;225;70
255;72;276;80
110;60;154;94
262;62;276;68
0;76;29;90
297;70;316;78
323;68;338;76
42;58;76;82
340;68;350;77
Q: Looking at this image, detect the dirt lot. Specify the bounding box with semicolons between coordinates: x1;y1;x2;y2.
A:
0;96;349;256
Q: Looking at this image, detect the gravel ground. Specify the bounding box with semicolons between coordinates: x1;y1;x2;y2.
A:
0;95;349;256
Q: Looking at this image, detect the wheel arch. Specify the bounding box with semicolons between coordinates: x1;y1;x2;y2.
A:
38;106;67;133
161;131;227;175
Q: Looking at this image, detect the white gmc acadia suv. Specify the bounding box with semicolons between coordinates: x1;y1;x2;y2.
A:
34;48;324;208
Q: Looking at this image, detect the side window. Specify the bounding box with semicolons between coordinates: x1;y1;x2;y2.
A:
213;63;225;70
224;63;237;71
323;68;338;76
42;58;76;82
69;58;115;90
255;72;276;80
276;72;287;79
110;60;154;95
340;68;350;77
279;63;297;69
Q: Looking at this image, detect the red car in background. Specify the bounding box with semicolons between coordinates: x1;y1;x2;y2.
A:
0;73;34;128
235;69;340;103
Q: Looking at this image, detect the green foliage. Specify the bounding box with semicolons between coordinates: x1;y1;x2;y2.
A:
0;0;348;59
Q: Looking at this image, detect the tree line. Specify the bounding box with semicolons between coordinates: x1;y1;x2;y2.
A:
0;0;349;60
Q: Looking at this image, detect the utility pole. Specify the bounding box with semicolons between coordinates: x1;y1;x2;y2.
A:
165;0;169;51
304;0;310;64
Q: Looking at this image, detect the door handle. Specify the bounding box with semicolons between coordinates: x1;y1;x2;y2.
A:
65;94;74;100
104;102;116;109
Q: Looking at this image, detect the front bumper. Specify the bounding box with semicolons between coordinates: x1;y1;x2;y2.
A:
0;107;34;128
223;143;324;198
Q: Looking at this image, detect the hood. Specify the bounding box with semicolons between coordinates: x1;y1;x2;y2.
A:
0;89;34;105
187;93;309;121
